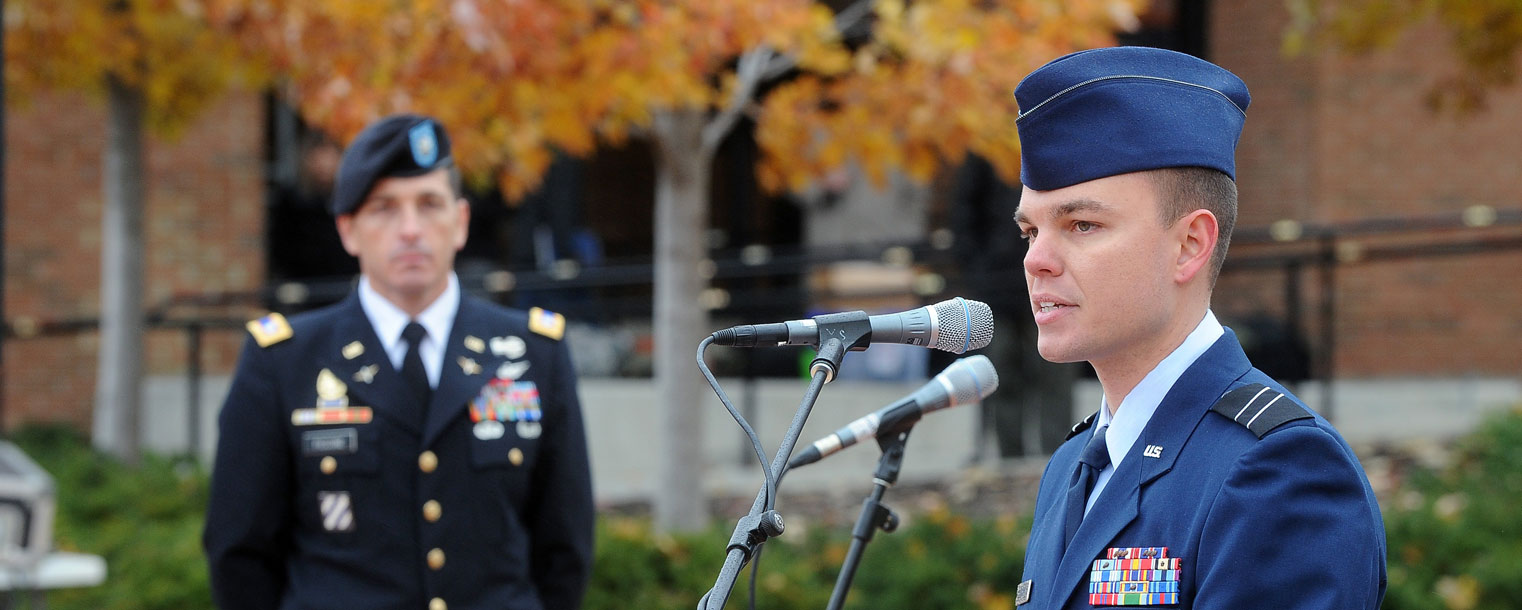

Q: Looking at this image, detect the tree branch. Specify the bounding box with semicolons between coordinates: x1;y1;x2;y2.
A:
701;0;876;151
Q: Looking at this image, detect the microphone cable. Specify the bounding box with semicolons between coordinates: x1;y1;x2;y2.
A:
697;335;778;513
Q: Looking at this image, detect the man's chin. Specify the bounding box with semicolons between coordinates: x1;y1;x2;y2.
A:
1035;339;1084;364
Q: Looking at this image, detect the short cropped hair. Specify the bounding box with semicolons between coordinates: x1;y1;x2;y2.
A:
1150;167;1237;286
441;158;464;201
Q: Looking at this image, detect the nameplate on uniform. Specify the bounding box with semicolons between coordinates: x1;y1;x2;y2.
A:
302;428;359;455
1089;547;1180;606
291;407;373;426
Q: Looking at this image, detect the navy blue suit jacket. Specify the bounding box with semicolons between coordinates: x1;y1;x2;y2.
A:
1018;330;1386;609
204;294;594;610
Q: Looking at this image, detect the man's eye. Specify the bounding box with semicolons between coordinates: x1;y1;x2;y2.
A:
1019;228;1036;241
1073;221;1096;233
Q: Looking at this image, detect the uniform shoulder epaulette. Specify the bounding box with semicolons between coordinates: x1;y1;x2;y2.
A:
246;312;293;348
1210;383;1312;439
527;307;565;341
1066;411;1098;440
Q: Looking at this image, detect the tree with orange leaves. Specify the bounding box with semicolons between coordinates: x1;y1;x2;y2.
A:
208;0;1139;531
5;0;268;462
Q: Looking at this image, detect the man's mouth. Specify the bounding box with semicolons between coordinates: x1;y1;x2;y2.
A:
1037;301;1069;314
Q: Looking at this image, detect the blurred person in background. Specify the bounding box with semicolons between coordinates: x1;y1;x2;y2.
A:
204;114;593;610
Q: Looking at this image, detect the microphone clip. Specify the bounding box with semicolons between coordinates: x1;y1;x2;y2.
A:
807;312;874;383
810;311;875;351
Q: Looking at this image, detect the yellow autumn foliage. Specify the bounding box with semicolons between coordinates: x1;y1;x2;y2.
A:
203;0;1139;198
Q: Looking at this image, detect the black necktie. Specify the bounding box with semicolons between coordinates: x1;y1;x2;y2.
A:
1063;425;1110;548
400;321;432;409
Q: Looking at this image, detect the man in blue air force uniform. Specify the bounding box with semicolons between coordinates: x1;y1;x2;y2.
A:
204;114;594;610
1009;47;1385;609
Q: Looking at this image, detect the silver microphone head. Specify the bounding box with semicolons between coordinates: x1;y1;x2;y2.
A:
940;354;1000;406
930;298;995;354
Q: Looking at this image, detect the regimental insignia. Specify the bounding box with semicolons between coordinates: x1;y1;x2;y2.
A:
1016;580;1033;606
316;369;349;408
246;313;293;348
318;491;355;532
342;341;364;360
1089;547;1180;606
474;419;505;440
458;356;482;376
497;360;530;381
527;308;565;340
352;364;379;384
464;335;486;353
491;335;526;359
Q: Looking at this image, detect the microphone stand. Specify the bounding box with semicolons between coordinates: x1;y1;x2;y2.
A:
826;427;913;610
698;331;859;610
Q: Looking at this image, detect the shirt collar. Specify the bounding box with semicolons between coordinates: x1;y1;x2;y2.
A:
357;273;461;349
1095;309;1225;469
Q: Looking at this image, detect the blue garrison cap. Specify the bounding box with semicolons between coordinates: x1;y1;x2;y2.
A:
1014;46;1250;191
331;114;453;216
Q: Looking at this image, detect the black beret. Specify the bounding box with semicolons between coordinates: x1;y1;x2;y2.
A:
1014;46;1250;191
330;114;453;216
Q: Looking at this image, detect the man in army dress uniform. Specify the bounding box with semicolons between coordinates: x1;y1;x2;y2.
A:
204;114;593;610
1009;48;1385;609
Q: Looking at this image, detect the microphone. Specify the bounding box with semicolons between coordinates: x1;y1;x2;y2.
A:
710;297;994;354
787;354;999;469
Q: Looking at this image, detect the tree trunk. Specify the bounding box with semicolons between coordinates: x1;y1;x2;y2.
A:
650;109;714;532
93;75;145;463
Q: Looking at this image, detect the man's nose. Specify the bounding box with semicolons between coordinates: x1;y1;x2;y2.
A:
1024;231;1061;277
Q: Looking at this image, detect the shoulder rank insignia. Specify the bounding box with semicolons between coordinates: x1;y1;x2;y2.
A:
1066;411;1099;440
247;313;293;347
528;307;565;340
1211;383;1312;438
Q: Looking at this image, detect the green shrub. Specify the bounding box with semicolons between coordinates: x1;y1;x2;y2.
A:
587;508;1028;610
1381;407;1522;610
9;424;1030;609
9;425;212;610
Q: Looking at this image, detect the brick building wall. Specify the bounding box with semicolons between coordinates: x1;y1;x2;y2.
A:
1213;0;1522;377
3;90;266;429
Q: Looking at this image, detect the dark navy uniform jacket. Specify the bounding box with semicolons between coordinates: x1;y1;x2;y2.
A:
1018;330;1386;609
204;293;593;610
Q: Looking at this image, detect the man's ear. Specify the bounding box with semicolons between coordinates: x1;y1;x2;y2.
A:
1175;209;1218;284
335;214;361;257
452;197;470;252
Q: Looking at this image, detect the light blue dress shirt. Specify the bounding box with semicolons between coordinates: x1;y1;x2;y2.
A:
357;273;461;389
1085;310;1225;513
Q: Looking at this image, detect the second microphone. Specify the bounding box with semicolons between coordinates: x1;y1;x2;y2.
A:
788;354;1000;469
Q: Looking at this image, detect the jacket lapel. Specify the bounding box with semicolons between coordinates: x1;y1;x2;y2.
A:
1052;452;1141;606
324;295;423;437
1137;330;1252;486
1048;330;1255;606
422;297;494;447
